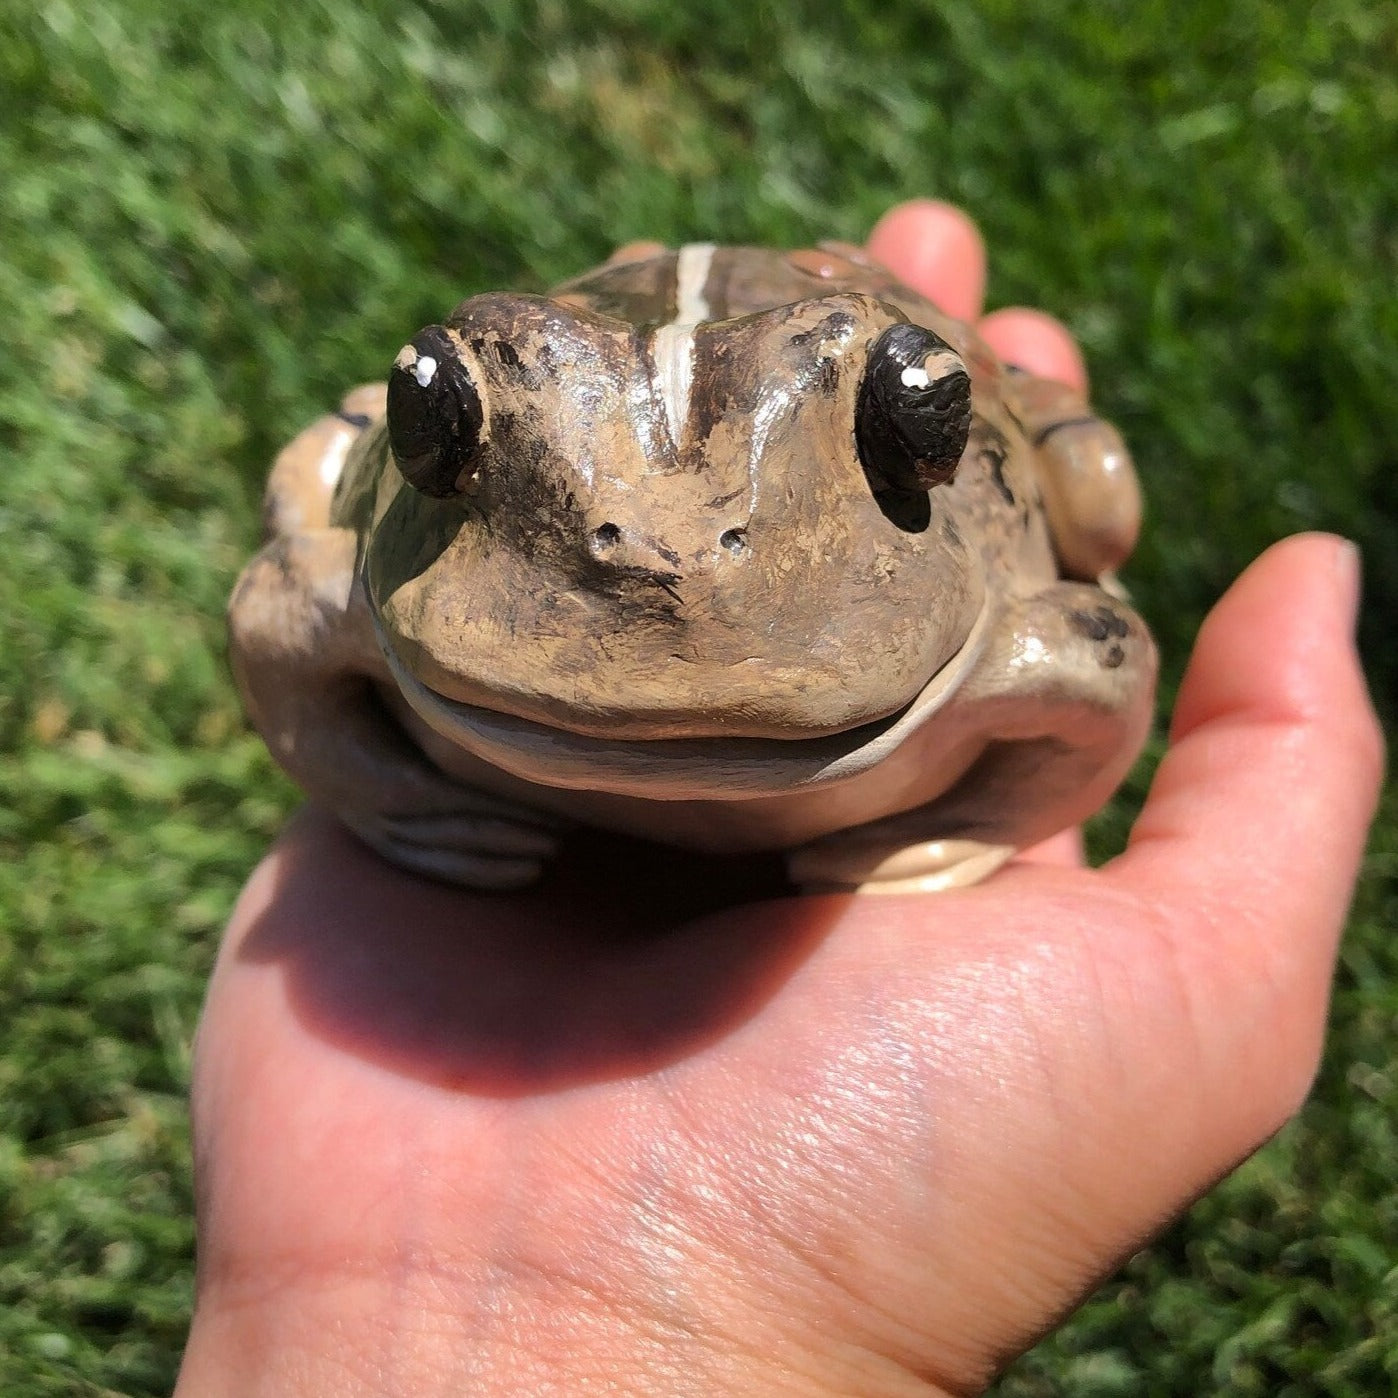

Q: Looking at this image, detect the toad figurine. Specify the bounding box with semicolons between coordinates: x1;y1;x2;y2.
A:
229;242;1155;893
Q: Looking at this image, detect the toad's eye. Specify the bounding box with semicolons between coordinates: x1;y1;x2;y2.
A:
386;326;485;498
856;324;971;501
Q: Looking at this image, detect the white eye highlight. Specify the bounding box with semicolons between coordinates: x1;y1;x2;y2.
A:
413;355;439;388
901;348;963;392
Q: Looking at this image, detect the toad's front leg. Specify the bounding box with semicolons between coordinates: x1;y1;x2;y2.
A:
787;582;1157;895
228;528;559;888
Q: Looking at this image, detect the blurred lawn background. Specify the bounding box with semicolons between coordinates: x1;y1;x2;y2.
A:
1;0;1394;1392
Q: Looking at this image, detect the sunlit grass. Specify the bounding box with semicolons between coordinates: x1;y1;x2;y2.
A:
1;1;1393;1391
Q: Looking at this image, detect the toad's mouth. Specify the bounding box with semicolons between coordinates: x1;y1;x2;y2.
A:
372;601;993;802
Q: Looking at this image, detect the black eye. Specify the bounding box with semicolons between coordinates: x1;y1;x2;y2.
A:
386;325;485;498
856;323;971;500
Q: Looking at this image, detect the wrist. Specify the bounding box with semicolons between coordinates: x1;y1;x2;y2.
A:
176;1271;963;1397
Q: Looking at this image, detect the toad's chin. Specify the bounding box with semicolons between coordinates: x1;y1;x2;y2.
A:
371;602;993;802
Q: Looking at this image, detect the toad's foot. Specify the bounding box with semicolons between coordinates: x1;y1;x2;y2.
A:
345;806;560;890
786;836;1015;895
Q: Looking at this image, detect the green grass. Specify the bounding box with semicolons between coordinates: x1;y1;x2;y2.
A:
1;0;1394;1391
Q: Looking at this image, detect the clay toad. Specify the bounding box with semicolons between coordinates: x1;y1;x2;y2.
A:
229;242;1155;892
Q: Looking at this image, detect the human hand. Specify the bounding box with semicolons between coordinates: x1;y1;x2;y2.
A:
178;203;1383;1396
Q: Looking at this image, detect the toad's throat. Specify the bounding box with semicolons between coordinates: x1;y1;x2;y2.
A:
372;601;994;802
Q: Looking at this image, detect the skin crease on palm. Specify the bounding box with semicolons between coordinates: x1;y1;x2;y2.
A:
178;202;1384;1397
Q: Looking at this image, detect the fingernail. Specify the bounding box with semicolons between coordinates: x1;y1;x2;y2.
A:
1334;538;1361;637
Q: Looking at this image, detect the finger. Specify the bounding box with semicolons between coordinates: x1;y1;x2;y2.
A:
1107;534;1383;1125
1115;533;1379;916
977;308;1088;393
866;199;986;321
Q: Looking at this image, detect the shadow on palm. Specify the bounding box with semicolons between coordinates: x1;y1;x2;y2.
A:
238;812;872;1093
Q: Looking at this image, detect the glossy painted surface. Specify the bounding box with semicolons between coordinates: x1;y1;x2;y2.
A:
229;244;1155;890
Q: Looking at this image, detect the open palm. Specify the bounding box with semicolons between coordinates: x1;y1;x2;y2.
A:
179;205;1381;1397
